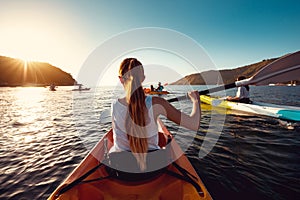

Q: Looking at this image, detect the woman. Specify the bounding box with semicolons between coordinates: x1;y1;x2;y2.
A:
110;58;201;171
226;76;251;103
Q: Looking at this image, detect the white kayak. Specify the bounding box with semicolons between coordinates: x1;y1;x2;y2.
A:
200;95;300;122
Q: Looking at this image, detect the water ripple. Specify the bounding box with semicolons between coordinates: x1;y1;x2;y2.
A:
0;86;299;199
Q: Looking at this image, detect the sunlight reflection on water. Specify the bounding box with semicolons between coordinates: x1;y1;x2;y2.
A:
0;85;299;199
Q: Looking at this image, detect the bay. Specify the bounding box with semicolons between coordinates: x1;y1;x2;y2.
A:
0;85;299;199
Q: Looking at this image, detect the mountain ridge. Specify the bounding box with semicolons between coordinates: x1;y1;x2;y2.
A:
0;55;76;87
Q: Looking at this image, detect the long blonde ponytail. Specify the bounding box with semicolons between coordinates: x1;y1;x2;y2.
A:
119;58;148;171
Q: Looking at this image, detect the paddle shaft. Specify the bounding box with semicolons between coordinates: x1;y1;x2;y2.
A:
168;83;236;103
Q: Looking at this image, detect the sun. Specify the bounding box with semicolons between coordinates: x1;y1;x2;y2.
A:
0;8;68;69
2;24;48;62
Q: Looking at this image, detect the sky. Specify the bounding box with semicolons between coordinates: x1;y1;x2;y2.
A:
0;0;299;86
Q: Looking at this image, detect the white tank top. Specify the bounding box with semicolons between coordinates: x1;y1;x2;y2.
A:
110;96;159;152
236;86;250;99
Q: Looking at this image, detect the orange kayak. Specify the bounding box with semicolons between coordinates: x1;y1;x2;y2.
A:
48;120;212;200
144;88;170;95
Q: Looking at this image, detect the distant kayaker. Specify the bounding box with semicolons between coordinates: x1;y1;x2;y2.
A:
150;85;155;91
49;83;56;91
226;76;251;103
156;82;164;92
111;58;201;171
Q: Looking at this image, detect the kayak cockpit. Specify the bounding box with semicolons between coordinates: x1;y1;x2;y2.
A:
49;121;212;200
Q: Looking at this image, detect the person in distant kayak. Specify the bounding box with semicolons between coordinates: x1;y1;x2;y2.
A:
111;58;201;171
49;83;56;91
150;85;155;91
226;76;251;103
156;82;164;92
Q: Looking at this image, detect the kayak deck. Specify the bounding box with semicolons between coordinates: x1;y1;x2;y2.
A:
48;120;212;200
53;165;205;200
200;95;300;121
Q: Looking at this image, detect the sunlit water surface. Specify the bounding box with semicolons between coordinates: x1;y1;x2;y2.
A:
0;86;299;200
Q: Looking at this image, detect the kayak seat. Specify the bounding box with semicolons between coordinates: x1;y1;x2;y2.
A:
101;132;173;182
103;148;171;182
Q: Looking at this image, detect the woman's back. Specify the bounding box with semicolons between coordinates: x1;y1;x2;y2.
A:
115;58;200;171
111;96;159;153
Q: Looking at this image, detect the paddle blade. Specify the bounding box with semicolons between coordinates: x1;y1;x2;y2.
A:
251;51;300;85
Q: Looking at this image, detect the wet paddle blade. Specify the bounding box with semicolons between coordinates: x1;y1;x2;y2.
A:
249;51;300;86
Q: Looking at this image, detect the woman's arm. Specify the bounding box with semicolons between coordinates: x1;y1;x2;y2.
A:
152;91;201;131
227;87;242;101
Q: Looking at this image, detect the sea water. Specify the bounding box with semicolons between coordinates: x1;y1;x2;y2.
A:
0;85;299;200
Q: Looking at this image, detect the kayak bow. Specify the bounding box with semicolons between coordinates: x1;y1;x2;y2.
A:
48;119;212;200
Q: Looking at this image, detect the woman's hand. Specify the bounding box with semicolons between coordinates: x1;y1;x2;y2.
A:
188;91;200;103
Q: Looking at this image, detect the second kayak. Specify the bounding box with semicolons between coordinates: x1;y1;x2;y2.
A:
200;95;300;121
144;88;170;95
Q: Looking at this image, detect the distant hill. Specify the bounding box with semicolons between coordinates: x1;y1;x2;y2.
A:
0;56;76;86
171;53;299;85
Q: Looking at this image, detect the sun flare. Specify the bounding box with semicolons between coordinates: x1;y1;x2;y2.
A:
0;6;82;74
